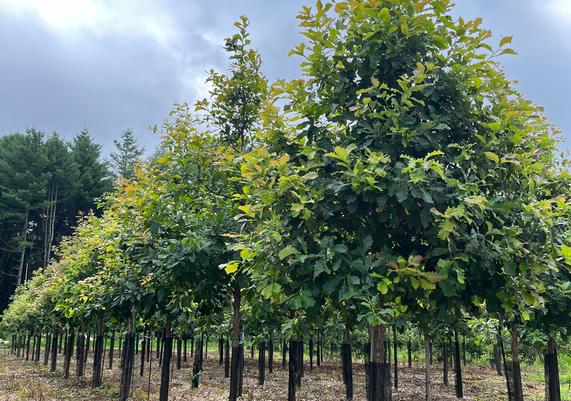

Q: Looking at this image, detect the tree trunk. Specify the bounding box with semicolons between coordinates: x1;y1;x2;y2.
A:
84;333;91;364
297;339;304;386
43;182;58;268
454;330;463;398
443;337;449;386
192;335;203;388
282;338;287;369
35;333;42;362
108;333;115;370
408;339;412;368
64;328;75;379
309;336;314;370
119;322;136;401
342;325;354;401
16;206;29;287
546;337;561;401
510;324;524;401
393;324;398;390
288;339;297;401
25;331;31;360
183;337;188;362
369;325;391;401
50;331;58;372
224;337;230;378
92;320;105;387
176;337;182;370
31;333;36;361
58;330;64;354
258;341;266;386
268;332;274;374
76;331;85;377
316;333;321;367
159;323;173;401
462;335;466;366
238;338;245;396
43;333;51;366
424;329;432;401
229;285;241;401
219;336;224;366
140;329;148;377
493;341;503;376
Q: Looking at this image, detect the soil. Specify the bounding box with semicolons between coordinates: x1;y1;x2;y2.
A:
0;349;547;401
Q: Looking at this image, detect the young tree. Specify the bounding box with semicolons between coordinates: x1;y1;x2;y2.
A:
110;129;145;181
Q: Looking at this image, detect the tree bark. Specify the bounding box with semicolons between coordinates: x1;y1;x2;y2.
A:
443;337;449;386
192;335;203;388
224;337;230;378
510;324;524;401
64;328;75;379
258;341;266;385
268;332;274;374
119;322;135;401
316;332;321;367
76;331;85;377
16;206;29;287
282;338;287;369
342;325;354;401
424;329;432;401
219;336;224;366
408;339;412;368
369;325;391;401
493;341;503;376
454;330;463;398
309;336;314;370
140;329;148;377
176;337;182;370
393;324;398;390
546;337;561;401
92;320;105;387
288;339;297;401
229;285;241;401
108;332;115;370
159;323;173;401
50;331;58;372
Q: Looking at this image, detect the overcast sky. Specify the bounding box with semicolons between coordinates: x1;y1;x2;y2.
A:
0;0;569;155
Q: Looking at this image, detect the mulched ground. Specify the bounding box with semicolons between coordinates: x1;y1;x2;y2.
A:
0;349;547;401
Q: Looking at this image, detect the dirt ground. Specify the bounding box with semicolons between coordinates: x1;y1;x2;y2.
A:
0;349;547;401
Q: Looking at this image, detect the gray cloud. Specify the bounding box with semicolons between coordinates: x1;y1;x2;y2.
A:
0;0;568;155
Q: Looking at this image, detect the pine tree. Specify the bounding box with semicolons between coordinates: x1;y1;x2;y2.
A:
110;129;145;180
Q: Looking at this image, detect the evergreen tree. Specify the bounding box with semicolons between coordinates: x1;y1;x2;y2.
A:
0;129;111;312
68;129;113;220
110;129;145;180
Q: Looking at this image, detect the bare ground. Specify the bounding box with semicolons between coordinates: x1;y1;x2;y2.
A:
0;349;548;401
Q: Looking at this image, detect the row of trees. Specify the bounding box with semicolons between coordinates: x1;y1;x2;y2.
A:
2;1;570;401
0;128;144;311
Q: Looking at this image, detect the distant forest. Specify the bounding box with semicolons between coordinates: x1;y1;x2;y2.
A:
0;128;143;311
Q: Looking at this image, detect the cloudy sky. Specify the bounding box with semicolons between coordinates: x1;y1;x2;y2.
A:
0;0;569;155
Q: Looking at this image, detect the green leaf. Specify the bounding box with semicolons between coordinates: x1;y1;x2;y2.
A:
334;2;348;13
499;36;513;47
377;281;389;294
379;7;391;23
238;205;255;217
223;261;239;275
278;246;298;260
562;244;571;265
484;151;499;163
420;278;436;290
